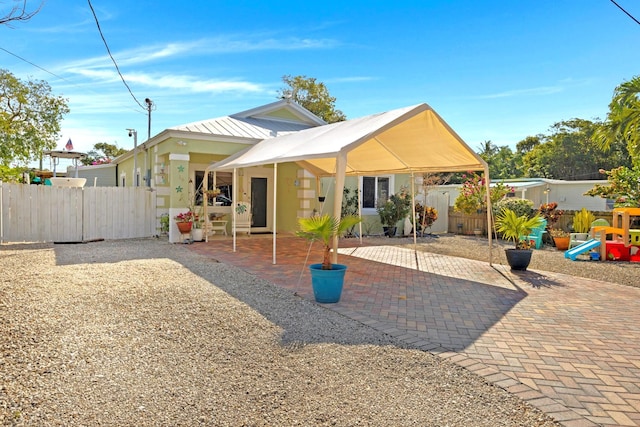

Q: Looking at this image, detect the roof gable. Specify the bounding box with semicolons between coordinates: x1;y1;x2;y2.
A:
170;100;325;140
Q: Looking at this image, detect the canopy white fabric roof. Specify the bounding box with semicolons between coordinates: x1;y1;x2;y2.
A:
210;103;487;175
207;103;493;264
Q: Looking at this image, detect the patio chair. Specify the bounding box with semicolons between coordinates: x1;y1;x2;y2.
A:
523;219;547;249
234;202;252;235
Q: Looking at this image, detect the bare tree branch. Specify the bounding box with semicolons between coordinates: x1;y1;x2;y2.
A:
1;1;44;26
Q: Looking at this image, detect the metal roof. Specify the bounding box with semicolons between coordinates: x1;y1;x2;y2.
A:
170;115;315;140
169;100;325;140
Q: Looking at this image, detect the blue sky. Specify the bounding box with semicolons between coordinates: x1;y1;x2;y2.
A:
2;1;639;165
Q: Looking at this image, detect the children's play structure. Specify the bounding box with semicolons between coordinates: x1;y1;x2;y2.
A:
565;207;640;262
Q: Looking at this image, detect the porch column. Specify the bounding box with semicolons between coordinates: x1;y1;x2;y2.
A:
168;153;190;243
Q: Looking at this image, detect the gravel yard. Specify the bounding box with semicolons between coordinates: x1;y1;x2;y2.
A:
0;238;560;426
398;233;639;289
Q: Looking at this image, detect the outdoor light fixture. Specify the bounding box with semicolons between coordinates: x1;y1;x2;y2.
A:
127;129;138;187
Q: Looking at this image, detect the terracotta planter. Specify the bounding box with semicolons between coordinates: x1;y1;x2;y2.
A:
553;236;570;251
176;222;192;234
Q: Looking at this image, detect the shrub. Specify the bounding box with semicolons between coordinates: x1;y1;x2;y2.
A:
493;198;535;219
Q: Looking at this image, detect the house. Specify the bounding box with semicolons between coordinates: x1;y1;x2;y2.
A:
76;100;327;242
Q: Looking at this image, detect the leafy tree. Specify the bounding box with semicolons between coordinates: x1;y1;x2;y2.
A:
0;69;69;166
476;140;522;179
592;75;640;166
82;142;127;165
278;75;346;123
516;135;542;154
521;118;630;180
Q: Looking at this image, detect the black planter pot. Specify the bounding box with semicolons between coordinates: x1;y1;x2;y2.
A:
383;226;397;237
505;249;533;271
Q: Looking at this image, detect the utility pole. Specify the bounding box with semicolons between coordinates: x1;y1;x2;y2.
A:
145;98;154;141
144;98;155;187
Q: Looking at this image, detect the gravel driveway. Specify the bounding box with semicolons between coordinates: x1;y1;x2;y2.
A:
1;238;558;426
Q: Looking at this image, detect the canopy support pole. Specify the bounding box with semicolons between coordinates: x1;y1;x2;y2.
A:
411;172;417;252
203;168;209;242
272;163;278;265
331;151;347;264
232;168;237;252
358;176;363;245
483;167;493;265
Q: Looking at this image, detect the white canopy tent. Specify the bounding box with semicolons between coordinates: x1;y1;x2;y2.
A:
206;103;492;264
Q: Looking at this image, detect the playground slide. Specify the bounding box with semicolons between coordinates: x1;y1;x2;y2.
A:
564;239;601;261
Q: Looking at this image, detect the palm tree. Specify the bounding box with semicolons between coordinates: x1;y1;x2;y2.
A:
296;214;361;269
593;75;640;164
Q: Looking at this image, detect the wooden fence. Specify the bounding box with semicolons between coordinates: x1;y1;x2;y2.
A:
0;182;157;243
448;207;614;236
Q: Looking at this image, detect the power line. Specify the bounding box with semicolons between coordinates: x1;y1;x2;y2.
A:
610;0;640;26
87;0;146;111
0;46;145;116
0;47;68;81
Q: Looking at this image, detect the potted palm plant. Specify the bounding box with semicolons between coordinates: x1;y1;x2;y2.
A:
296;214;361;303
495;208;544;271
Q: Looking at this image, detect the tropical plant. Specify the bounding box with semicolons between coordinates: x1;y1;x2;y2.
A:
538;202;564;228
414;202;438;233
495;209;544;250
592;75;640;166
453;172;513;214
376;188;412;228
572;208;596;233
296;214;362;270
584;166;640;207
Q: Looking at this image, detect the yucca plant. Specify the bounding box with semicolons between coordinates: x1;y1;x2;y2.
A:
296;214;362;270
572;208;596;234
495;209;544;250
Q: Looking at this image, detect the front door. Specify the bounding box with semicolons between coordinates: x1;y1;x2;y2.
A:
251;177;267;228
244;167;273;232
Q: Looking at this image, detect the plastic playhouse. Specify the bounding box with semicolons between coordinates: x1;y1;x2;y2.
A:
565;207;640;262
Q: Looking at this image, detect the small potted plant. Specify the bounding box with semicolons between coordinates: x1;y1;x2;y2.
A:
495;208;544;271
549;228;570;251
174;211;194;234
296;214;361;303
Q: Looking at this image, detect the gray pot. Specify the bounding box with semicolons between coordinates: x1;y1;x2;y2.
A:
505;249;533;271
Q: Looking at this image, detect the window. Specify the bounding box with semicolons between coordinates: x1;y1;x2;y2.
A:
362;176;391;209
194;171;232;206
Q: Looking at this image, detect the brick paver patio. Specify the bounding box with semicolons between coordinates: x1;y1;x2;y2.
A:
188;235;640;427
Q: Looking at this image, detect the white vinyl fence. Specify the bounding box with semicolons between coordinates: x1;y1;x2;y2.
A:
0;182;157;243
